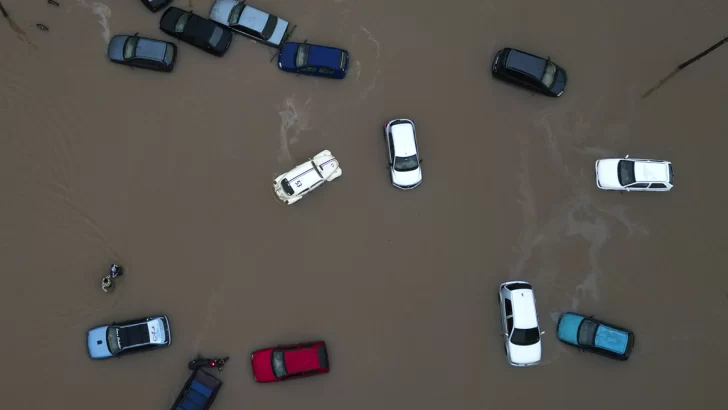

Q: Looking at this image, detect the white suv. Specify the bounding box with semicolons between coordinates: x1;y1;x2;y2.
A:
273;150;342;205
384;118;423;189
595;155;673;192
498;281;543;367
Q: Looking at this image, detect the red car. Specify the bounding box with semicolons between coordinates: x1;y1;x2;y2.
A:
251;341;329;383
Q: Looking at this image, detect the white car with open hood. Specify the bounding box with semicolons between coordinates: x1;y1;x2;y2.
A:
384;118;423;190
209;0;289;48
273;150;342;205
498;281;544;367
595;155;673;192
87;315;171;359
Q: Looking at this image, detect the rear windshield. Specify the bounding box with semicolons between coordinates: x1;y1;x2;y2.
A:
123;36;138;60
209;26;224;46
339;51;347;70
394;155;419;172
229;2;245;25
618;160;636;186
296;44;310;68
541;61;557;88
510;327;540;346
280;179;294;196
261;15;278;40
272;351;287;378
106;326;122;354
668;164;674;184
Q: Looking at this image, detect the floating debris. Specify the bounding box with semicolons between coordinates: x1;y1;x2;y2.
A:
36;23;49;31
101;264;125;293
48;0;60;6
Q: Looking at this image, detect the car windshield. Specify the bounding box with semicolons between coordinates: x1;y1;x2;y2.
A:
296;44;310;68
541;61;557;88
175;12;191;33
577;320;598;346
272;350;287;378
618;160;636;186
229;2;245;25
261;15;278;40
280;179;294;196
123;36;139;60
209;26;224;46
394;155;419;172
510;327;540;346
106;326;122;354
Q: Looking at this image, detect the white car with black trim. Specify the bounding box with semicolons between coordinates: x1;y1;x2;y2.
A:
498;281;544;367
595;155;673;192
384;118;423;190
273;150;342;205
87;315;171;359
209;0;289;48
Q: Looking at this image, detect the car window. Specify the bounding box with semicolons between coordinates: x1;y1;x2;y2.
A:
577;320;598;346
506;317;514;333
261;15;278;40
510;327;540;346
541;61;557;88
319;67;336;75
299;66;317;73
175;12;191;33
106;326;121;355
209;26;224;46
272;351;287;378
651;183;666;189
123;36;139;60
618;160;636;186
296;44;310;67
280;179;294;196
630;183;649;188
504;298;513;316
388;135;395;160
229;2;245;25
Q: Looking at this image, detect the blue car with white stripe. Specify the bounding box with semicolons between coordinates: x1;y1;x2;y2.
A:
556;312;635;360
278;42;349;79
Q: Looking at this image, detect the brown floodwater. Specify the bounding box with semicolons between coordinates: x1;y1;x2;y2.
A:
1;0;728;409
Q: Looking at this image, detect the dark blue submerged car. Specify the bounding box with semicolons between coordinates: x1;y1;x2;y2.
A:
557;312;635;361
278;42;349;79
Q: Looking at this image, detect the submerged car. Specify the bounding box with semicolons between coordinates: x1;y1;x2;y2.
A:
107;35;177;72
251;341;329;383
209;0;289;48
595;155;673;191
498;281;544;366
384;119;423;190
87;315;171;359
273;150;342;205
278;42;349;79
491;47;567;97
160;7;233;56
141;0;172;12
557;312;635;360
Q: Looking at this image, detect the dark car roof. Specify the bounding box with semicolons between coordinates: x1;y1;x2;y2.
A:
307;44;345;70
136;38;169;61
505;49;546;79
162;8;218;39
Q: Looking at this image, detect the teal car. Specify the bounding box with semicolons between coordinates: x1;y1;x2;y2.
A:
556;312;635;360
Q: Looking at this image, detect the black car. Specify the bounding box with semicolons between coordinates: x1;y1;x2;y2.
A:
160;7;233;57
107;35;177;72
141;0;172;12
491;48;567;97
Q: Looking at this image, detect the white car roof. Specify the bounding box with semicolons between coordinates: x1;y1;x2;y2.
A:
511;290;538;329
239;5;269;32
634;161;669;183
284;162;323;195
391;123;417;157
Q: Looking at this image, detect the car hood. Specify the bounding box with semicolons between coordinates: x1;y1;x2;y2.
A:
551;68;567;96
252;349;277;382
278;42;297;69
210;0;236;25
557;312;584;345
267;18;289;46
596;159;622;189
508;341;541;365
107;35;128;62
87;326;112;359
392;168;422;189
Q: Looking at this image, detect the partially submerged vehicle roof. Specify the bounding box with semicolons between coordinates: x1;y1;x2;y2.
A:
391;123;417;157
239;4;270;31
505;49;546;78
634;161;670;182
511;290;538;329
307;44;346;70
284;347;321;374
171;368;223;410
136;37;169;61
284;162;324;195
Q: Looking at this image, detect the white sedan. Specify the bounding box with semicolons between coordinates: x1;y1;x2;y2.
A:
384;118;423;190
595;155;673;192
273;150;342;205
209;0;289;48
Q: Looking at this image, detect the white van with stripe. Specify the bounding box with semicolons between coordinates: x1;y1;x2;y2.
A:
273;150;342;205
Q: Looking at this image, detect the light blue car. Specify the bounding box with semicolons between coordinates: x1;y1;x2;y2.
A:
87;315;171;359
556;312;634;361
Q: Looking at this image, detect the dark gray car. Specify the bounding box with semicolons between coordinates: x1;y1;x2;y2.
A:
491;47;567;97
107;35;177;72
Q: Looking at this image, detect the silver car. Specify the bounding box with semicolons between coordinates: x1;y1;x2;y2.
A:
209;0;289;48
107;35;177;72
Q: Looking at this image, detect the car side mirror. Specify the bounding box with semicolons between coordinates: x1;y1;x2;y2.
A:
625;154;630;158
419;159;423;164
540;331;546;335
626;188;630;192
